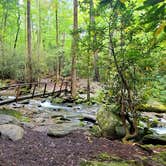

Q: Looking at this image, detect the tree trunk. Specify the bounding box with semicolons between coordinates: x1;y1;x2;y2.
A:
55;1;60;81
71;0;78;98
13;6;21;54
90;0;100;82
36;0;41;83
27;0;33;84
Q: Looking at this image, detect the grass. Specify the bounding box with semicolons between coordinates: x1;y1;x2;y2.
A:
80;160;131;166
0;108;30;122
152;151;166;166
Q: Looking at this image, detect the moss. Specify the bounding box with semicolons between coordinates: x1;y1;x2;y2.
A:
0;108;30;122
90;125;102;137
80;160;130;166
152;151;166;165
79;121;85;127
138;103;166;113
97;153;112;161
0;108;22;119
51;97;64;104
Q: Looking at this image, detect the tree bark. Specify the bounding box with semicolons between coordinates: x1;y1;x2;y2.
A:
71;0;78;98
55;1;60;81
27;0;33;84
90;0;100;82
13;6;21;52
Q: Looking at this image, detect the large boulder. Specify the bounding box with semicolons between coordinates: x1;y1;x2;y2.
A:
0;124;24;141
96;106;123;138
0;114;19;125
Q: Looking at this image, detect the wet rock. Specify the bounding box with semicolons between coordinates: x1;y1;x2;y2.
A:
142;133;166;145
80;114;96;123
51;97;64;104
0;114;19;125
11;103;22;108
19;100;30;104
0;124;24;141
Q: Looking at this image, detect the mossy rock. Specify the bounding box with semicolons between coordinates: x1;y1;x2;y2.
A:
90;125;102;137
138;101;166;113
96;106;123;139
0;108;30;122
51;97;64;104
142;133;166;145
0;108;22;119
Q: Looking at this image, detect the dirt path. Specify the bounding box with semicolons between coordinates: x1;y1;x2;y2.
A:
0;129;149;166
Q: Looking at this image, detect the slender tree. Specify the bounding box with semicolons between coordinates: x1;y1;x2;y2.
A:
71;0;78;98
27;0;33;84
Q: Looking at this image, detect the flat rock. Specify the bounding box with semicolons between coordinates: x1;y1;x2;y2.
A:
0;114;19;125
0;124;24;141
142;133;166;145
47;123;83;138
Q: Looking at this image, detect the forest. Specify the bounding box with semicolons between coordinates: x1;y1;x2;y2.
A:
0;0;166;166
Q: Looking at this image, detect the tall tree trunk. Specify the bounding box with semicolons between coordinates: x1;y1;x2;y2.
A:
36;0;41;83
60;32;66;74
13;6;21;53
55;1;60;81
90;0;100;82
0;3;9;79
71;0;78;98
27;0;33;84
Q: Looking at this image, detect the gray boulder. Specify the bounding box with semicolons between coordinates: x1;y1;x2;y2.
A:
47;123;83;138
97;106;122;138
0;114;19;125
0;124;24;141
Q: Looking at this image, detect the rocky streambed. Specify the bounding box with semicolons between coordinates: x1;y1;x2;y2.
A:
0;97;166;143
0;98;100;140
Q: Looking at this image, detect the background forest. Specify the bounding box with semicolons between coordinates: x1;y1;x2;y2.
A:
0;0;165;104
0;1;166;165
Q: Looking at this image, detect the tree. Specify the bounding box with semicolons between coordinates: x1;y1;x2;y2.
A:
71;0;78;98
27;0;33;84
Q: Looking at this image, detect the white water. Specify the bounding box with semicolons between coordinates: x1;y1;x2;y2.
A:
40;100;72;111
152;127;166;135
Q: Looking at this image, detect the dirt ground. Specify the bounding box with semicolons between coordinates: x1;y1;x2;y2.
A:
0;129;150;166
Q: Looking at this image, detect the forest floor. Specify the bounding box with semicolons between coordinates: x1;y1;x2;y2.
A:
0;78;166;166
0;129;153;166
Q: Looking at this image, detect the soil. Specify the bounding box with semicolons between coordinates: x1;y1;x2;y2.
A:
0;129;150;166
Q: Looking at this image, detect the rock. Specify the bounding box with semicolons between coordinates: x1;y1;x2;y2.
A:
34;117;45;123
96;106;122;138
0;124;24;141
138;101;166;113
47;123;83;138
0;114;19;125
80;114;96;123
19;100;30;104
21;122;35;129
115;126;125;138
142;133;166;145
51;97;64;104
51;114;64;119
